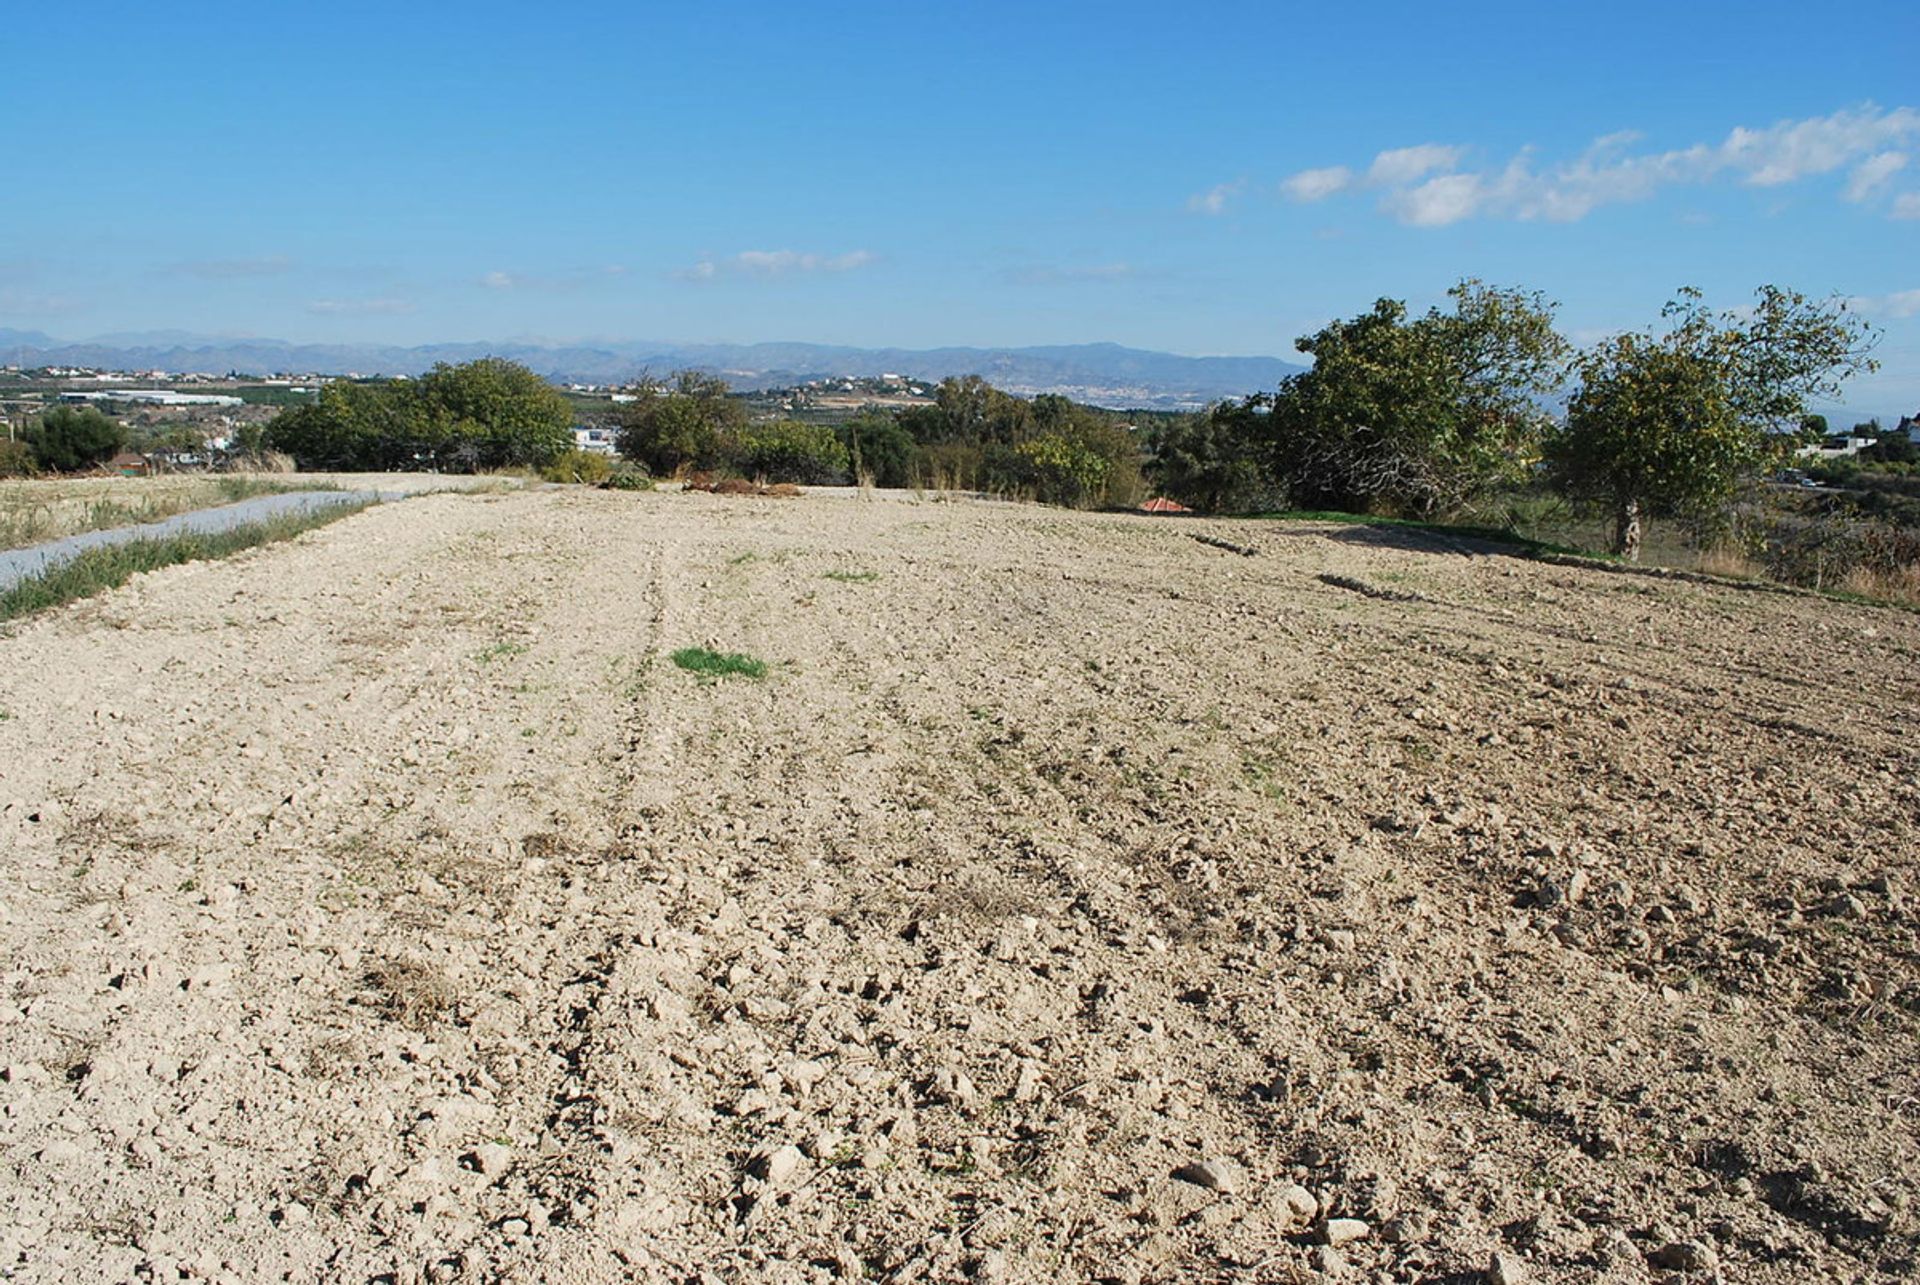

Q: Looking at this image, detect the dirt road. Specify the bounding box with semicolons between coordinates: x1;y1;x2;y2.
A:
1;488;1916;1283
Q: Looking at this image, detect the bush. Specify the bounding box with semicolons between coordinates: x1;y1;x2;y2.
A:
26;406;127;472
0;439;38;477
540;449;614;484
731;421;849;484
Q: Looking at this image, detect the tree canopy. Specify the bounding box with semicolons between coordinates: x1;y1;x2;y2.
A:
1545;287;1878;558
1258;279;1568;517
613;370;750;475
264;358;571;472
26;405;128;472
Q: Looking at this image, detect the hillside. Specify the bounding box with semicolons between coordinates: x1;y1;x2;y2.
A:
0;488;1916;1283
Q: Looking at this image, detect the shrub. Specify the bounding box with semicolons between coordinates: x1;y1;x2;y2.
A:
731;421;849;484
540;449;614;484
26;406;127;472
0;439;38;477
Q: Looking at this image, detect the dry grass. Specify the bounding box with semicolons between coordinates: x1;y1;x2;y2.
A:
1840;563;1920;607
0;475;332;551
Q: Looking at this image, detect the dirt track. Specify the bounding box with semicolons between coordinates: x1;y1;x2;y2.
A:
1;487;1916;1284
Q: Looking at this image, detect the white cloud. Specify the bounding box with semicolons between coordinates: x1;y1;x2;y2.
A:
1844;151;1908;201
1275;104;1920;227
1279;165;1354;203
1383;172;1488;227
1186;179;1244;215
1366;144;1466;187
1723;106;1919;185
678;249;877;281
1844;288;1920;319
480;270;518;289
735;249;875;275
306;298;414;316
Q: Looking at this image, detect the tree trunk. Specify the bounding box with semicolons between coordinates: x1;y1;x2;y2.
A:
1612;495;1643;561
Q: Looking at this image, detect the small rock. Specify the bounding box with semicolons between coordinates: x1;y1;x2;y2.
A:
1278;1184;1319;1224
465;1142;512;1180
750;1143;804;1188
1172;1157;1245;1194
1648;1240;1717;1272
1829;894;1868;920
1489;1250;1528;1284
1310;1245;1343;1274
1380;1211;1429;1243
1321;1217;1370;1247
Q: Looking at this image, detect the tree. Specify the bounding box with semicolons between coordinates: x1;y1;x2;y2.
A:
1150;399;1274;513
413;357;573;470
838;411;917;487
1545;287;1879;559
1258;279;1568;517
264;359;570;472
27;405;127;472
614;370;748;475
1800;412;1830;439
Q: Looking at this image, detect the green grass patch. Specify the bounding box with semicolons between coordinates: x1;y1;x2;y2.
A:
822;569;881;583
670;646;769;680
0;500;372;623
473;641;529;664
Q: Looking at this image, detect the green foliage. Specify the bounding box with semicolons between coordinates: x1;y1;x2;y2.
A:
601;469;654;491
540;449;613;484
995;434;1111;507
0;501;370;622
26;406;128;472
839;412;917;487
0;439;38;477
615;370;748;475
1150;400;1276;513
1259;279;1569;518
263;359;571;472
732;421;849;483
1545;286;1878;557
670;646;768;680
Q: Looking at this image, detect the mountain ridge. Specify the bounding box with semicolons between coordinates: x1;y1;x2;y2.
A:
0;330;1303;410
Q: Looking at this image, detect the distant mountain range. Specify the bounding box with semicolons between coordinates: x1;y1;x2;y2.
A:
0;330;1303;410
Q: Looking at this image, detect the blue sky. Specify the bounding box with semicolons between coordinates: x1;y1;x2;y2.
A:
3;0;1917;415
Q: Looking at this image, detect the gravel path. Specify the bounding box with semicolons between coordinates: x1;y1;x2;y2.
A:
0;487;1915;1283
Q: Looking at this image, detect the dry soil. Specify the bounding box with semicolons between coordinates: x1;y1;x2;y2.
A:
1;487;1916;1284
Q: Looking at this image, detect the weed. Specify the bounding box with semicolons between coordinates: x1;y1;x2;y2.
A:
823;569;881;583
671;647;768;680
473;641;529;664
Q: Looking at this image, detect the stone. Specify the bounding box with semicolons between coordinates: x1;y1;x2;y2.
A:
1489;1250;1528;1284
1648;1240;1717;1272
1380;1211;1429;1242
750;1143;804;1188
1172;1157;1245;1194
1321;1217;1369;1246
1309;1245;1343;1274
1278;1184;1319;1224
465;1142;512;1180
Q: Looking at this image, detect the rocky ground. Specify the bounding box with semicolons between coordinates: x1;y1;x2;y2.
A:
0;487;1915;1284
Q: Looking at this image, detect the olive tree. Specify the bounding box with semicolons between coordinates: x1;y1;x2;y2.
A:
1260;279;1569;517
1546;287;1878;559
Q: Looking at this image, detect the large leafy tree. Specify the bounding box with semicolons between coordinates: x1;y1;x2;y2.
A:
27;406;128;472
614;369;748;475
1545;287;1878;559
265;359;570;472
1259;279;1568;517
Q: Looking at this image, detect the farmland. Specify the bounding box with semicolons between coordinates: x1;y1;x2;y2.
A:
1;487;1916;1283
